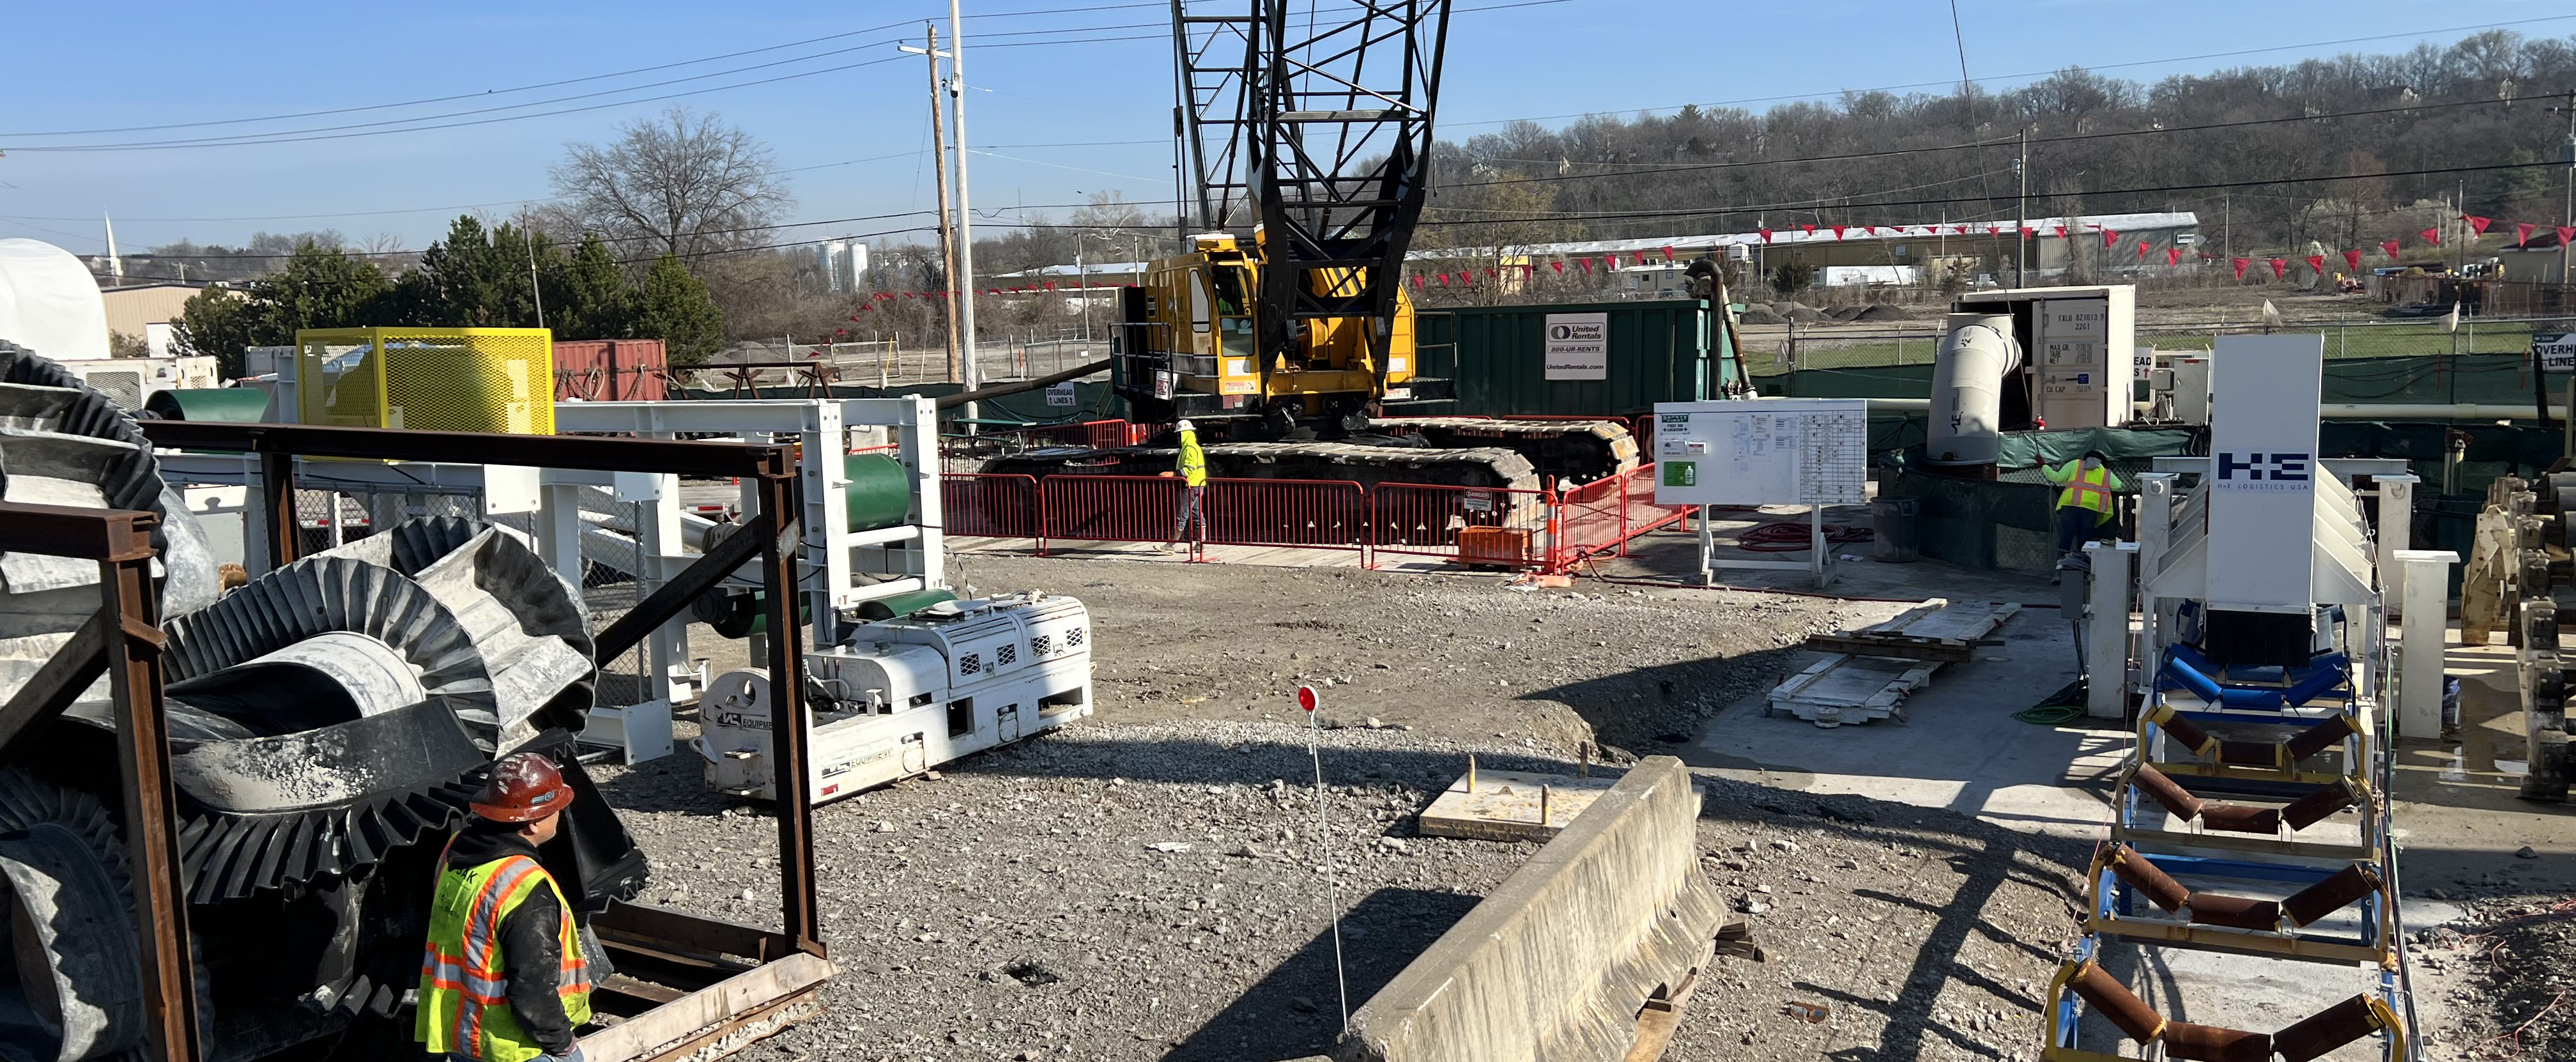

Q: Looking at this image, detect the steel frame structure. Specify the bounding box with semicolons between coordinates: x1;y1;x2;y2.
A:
1171;0;1452;371
113;419;838;1062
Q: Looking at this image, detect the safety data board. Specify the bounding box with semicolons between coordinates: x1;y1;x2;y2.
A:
1651;399;1868;507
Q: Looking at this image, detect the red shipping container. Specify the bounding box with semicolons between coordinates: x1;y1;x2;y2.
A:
553;339;669;401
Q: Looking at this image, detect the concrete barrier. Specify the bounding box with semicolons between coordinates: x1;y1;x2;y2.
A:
1339;755;1734;1062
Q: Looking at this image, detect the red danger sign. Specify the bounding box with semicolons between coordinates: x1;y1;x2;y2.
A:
1295;685;1319;712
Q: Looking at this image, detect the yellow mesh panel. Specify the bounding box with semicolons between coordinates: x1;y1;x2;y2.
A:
297;328;555;434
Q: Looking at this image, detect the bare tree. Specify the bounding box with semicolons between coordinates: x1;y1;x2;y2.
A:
550;107;792;266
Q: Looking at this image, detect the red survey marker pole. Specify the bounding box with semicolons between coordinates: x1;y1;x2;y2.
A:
1298;684;1351;1029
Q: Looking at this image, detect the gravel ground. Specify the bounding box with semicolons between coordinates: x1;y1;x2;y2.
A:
2402;884;2576;1062
584;556;2093;1061
595;718;2090;1062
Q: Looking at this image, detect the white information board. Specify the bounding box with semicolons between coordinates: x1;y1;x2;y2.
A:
2535;332;2576;374
1651;399;1868;507
1045;382;1077;407
2037;296;2114;429
1544;312;1608;380
2204;334;2324;614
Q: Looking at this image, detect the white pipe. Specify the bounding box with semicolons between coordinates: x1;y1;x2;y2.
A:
1925;314;2019;466
1858;398;2550;420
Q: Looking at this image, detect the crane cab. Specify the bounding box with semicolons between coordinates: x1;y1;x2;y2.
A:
1112;232;1422;430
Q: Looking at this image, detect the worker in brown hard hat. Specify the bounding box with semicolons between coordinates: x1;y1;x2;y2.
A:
417;753;595;1062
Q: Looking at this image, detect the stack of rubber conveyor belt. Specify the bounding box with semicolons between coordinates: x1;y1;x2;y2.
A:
2039;647;2419;1062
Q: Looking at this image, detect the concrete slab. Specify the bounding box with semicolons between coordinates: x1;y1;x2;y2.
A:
1683;608;2123;838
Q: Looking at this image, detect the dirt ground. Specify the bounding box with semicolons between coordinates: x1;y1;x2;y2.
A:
593;556;2093;1061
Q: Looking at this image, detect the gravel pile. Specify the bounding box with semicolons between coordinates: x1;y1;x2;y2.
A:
594;716;2090;1062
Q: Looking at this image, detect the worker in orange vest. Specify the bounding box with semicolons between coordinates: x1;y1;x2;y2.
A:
2046;449;2124;556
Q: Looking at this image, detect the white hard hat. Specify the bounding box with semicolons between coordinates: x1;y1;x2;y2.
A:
1176;419;1195;433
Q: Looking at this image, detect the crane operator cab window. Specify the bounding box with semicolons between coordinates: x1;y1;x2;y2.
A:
1209;266;1255;362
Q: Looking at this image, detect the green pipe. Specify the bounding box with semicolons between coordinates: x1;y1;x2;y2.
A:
143;388;272;422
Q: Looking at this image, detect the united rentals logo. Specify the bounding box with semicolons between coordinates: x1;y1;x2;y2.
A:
2212;451;2311;491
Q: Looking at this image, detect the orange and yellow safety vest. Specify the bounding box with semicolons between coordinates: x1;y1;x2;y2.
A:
2048;460;2122;515
417;846;594;1062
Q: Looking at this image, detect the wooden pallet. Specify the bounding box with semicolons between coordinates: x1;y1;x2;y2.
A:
1766;599;2021;727
1415;764;1622;842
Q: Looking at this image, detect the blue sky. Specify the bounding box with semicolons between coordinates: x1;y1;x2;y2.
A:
1;0;2569;258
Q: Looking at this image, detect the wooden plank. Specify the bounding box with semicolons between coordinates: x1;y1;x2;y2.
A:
1416;767;1621;842
583;951;837;1062
1800;633;1974;663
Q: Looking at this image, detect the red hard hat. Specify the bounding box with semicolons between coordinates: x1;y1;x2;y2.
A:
471;753;576;824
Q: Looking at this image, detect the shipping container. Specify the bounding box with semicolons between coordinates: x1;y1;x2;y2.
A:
553;339;669;401
1413;298;1740;418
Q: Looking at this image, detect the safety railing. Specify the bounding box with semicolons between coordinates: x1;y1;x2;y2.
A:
1038;474;1190;553
1201;479;1370;552
1371;481;1549;567
943;466;1684;569
942;473;1041;541
1549;463;1692;571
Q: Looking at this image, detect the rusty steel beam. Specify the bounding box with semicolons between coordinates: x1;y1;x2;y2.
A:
590;512;779;666
99;515;203;1062
259;450;298;571
755;472;825;956
137;420;792;481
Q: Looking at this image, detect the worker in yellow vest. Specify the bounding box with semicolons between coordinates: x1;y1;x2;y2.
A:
418;753;594;1062
2046;449;2124;556
1162;419;1209;552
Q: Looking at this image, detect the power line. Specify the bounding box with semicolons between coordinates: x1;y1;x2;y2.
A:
0;1;1170;139
1;30;1167;153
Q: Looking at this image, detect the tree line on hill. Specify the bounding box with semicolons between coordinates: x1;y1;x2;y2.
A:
1420;30;2576;262
172;217;725;378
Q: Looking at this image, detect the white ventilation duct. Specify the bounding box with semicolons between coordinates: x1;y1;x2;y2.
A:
0;240;110;362
1925;312;2021;466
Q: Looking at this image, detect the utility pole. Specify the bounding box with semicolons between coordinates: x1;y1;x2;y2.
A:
2014;128;2029;287
521;206;546;330
947;0;982;428
2556;91;2576;285
905;24;965;385
2223;193;2231;263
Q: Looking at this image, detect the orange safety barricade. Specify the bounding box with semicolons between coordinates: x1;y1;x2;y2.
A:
1038;474;1188;553
1545;463;1690;571
1200;479;1368;553
942;473;1041;541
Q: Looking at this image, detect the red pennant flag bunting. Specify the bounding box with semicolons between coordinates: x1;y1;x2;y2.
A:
2418;227;2441;247
1551;260;1565;273
2231;257;2250;281
1758;227;1774;244
2102;229;2120;248
2380;239;2401;259
1798;224;1815;235
2053;225;2067;240
2560;226;2576;248
2168;248;2184;266
1409;275;1422;289
2304;254;2326;275
1830;226;1847;240
1662;245;1676;260
2135;240;2150;262
2342;249;2362;272
2518;222;2536;247
2463;215;2493;235
1437;273;1450;287
1578;258;1593;273
2267;258;2288;280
